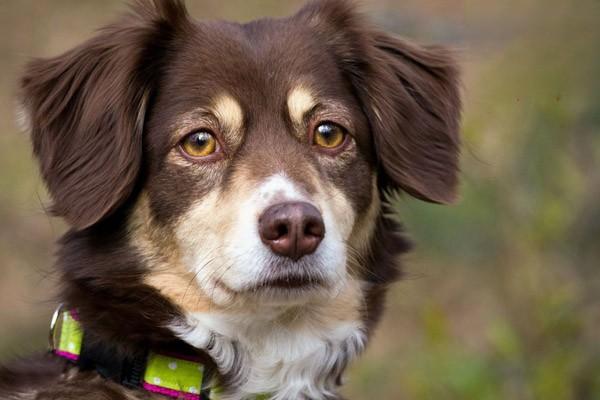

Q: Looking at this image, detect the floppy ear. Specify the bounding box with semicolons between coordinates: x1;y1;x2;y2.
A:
362;34;462;203
300;0;462;203
20;0;191;230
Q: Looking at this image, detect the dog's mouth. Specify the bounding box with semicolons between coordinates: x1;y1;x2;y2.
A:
247;274;325;291
215;271;326;296
200;252;346;305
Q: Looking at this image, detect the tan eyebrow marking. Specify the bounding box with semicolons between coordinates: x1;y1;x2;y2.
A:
212;94;244;133
287;85;316;126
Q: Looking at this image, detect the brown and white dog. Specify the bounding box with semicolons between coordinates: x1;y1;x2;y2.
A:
0;0;461;399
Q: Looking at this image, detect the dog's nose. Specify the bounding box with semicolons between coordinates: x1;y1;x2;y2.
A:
258;202;325;261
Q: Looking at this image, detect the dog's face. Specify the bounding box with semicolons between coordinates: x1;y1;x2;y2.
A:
137;17;378;308
21;0;460;315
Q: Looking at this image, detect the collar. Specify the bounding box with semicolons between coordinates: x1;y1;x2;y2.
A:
49;305;221;400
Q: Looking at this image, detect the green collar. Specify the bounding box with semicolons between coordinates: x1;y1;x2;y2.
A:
49;306;269;400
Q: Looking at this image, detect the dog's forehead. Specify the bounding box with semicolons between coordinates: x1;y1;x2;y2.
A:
165;18;350;112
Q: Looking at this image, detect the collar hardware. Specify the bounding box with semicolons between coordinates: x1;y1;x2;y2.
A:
48;303;64;351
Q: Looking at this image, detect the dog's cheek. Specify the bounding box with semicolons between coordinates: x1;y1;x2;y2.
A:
317;184;355;244
129;193;219;313
332;153;374;214
131;153;232;312
347;175;380;258
173;189;238;302
316;150;379;277
145;153;223;223
317;149;374;235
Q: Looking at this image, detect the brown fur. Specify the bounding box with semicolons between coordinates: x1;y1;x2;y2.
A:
2;0;461;398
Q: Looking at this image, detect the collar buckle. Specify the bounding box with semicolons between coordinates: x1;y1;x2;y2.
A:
48;303;64;351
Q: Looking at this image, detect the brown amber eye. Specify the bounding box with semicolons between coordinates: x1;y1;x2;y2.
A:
180;131;218;158
313;122;346;149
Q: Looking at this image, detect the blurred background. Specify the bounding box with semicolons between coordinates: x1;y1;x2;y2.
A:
1;0;599;398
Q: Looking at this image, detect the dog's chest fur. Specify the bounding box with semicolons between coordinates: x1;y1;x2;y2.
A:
176;283;366;399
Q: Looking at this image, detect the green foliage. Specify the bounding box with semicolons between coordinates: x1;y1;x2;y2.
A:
346;0;600;398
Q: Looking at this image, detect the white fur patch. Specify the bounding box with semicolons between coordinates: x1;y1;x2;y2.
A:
172;278;367;399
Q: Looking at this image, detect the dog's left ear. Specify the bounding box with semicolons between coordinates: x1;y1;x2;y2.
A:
19;0;192;229
301;0;462;203
362;33;462;203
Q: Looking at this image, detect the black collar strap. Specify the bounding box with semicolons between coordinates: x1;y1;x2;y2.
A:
49;306;215;399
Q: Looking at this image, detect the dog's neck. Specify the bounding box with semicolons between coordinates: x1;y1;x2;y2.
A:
172;278;367;399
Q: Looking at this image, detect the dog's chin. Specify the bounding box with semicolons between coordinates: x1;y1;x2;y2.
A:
208;258;345;307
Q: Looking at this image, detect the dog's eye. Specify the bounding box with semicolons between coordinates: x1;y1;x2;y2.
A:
180;131;218;158
313;122;347;150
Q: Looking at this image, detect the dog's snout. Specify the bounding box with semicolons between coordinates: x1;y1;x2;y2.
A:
258;202;325;261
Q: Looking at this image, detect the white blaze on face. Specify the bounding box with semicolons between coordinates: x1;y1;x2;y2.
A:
174;172;356;307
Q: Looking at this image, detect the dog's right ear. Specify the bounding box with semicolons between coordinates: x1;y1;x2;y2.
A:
20;0;191;230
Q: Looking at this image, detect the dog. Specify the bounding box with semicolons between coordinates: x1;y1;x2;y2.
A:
0;0;461;399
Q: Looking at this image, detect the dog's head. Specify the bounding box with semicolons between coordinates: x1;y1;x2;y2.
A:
20;0;460;318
